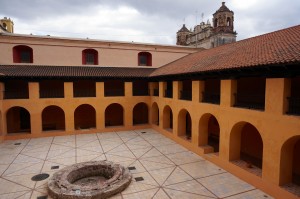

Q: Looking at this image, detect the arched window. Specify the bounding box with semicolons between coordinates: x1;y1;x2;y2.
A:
227;17;231;26
138;52;152;66
214;18;218;28
13;45;33;63
82;49;98;65
3;23;7;29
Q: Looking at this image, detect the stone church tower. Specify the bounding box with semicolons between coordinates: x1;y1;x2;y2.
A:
176;2;237;49
176;24;190;46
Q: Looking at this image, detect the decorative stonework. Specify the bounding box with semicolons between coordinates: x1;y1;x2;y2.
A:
48;161;132;199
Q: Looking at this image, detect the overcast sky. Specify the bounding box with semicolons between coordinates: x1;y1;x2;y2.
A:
1;0;299;45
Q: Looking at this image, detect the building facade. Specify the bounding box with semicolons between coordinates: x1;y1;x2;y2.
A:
0;17;300;199
176;2;237;49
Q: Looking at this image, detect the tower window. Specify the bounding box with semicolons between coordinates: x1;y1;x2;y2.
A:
214;18;218;28
227;17;231;26
82;49;98;65
13;45;33;63
3;22;7;29
138;52;152;66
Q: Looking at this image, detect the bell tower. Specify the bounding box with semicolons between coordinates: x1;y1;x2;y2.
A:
0;17;14;33
176;24;190;46
212;2;236;47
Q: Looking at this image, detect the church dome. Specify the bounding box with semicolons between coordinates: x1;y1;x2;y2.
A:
214;2;232;13
178;24;190;33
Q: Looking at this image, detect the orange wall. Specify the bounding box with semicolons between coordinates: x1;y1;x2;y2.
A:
0;78;300;198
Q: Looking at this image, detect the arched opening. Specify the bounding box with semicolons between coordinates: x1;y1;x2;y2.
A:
163;105;173;132
214;18;218;28
3;23;7;29
199;113;220;152
178;109;192;141
42;105;65;131
6;107;31;134
74;104;96;130
151;103;159;125
280;136;300;187
105;103;124;127
133;103;148;125
227;17;231;26
138;52;152;66
13;45;33;63
82;49;98;65
230;122;263;175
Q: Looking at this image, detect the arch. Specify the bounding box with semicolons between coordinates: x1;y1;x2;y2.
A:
42;105;65;131
227;17;231;26
3;23;7;29
133;102;148;125
229;122;263;169
74;104;96;130
163;105;173;132
13;45;33;63
280;136;300;185
105;103;124;127
138;52;152;66
6;106;31;133
178;109;192;140
199;113;220;152
82;49;98;65
151;102;159;125
214;18;218;28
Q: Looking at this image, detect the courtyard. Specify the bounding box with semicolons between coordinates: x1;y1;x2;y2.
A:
0;129;273;199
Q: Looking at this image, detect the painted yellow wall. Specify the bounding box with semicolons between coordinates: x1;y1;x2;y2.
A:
0;35;197;67
0;78;299;198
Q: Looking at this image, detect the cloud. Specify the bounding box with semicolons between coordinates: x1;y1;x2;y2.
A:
0;0;299;44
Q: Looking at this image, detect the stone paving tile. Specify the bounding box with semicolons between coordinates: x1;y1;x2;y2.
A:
197;172;255;198
0;129;275;199
153;188;171;199
164;179;216;198
166;151;204;165
180;160;226;179
225;189;274;199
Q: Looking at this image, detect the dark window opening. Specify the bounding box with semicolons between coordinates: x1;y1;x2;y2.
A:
82;49;98;65
73;80;96;97
202;79;220;104
180;80;192;101
164;81;173;98
133;80;149;96
13;45;33;63
287;77;300;115
40;80;64;98
234;77;265;110
4;80;29;99
138;52;152;66
104;80;124;97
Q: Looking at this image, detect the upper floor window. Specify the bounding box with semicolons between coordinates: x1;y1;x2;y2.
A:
13;45;33;63
138;52;152;66
82;49;98;65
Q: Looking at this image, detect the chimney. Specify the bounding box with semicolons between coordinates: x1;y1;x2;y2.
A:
222;2;225;6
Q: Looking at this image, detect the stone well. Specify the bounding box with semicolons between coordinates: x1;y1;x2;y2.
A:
48;161;132;199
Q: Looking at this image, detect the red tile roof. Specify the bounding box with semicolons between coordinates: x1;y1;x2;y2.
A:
151;25;300;77
0;65;155;79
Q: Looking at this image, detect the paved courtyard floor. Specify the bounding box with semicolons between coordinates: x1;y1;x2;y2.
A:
0;129;274;199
